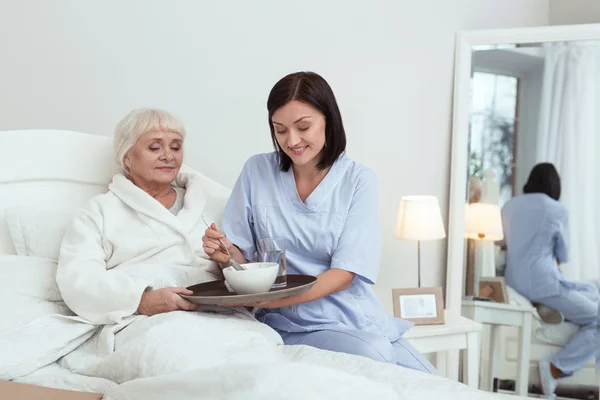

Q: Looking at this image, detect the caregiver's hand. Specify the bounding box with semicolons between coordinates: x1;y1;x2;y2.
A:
137;287;199;316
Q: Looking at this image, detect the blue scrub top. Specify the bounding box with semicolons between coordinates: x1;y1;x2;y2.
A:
222;152;413;341
501;193;569;300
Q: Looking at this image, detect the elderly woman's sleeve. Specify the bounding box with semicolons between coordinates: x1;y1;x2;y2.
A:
221;159;258;262
56;202;148;325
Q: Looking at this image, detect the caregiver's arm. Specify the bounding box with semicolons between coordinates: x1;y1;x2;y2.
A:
260;268;354;308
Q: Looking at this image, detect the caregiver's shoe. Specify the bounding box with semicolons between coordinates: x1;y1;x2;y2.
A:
538;360;557;399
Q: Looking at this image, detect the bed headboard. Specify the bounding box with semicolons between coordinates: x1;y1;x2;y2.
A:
0;130;230;255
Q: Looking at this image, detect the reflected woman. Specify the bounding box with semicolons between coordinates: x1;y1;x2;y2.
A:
501;163;599;397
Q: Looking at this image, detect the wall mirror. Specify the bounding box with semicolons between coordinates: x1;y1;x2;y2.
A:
446;23;600;395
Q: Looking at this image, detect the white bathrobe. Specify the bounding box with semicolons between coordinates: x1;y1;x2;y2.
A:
56;168;226;325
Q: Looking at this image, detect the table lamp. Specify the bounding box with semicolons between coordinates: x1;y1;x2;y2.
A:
395;195;446;287
464;202;504;297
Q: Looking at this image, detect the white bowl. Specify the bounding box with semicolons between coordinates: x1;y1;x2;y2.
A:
222;262;279;294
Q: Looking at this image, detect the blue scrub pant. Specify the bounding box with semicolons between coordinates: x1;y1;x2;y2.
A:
597;296;600;370
277;328;438;375
534;281;599;376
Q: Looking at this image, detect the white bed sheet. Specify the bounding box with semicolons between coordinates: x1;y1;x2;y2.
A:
100;345;525;400
15;349;524;400
14;363;117;394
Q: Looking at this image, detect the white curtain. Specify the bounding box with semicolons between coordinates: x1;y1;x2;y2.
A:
536;41;600;282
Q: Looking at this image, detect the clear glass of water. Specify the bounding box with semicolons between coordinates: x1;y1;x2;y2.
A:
259;237;287;288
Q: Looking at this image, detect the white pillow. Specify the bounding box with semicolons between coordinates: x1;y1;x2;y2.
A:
0;255;85;381
5;207;74;261
0;255;69;333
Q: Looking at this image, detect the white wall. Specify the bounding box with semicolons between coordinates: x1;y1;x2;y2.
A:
550;0;600;25
0;0;549;315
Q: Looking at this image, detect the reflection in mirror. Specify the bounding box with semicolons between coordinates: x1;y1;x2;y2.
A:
464;41;600;398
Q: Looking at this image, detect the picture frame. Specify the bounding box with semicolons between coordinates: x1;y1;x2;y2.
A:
392;287;445;325
478;276;508;303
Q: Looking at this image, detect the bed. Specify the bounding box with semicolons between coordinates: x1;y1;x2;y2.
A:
0;129;525;399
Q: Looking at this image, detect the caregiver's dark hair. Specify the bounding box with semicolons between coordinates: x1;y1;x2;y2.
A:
523;162;561;200
267;71;347;171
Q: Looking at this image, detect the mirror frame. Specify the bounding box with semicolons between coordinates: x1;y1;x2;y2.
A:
446;23;600;315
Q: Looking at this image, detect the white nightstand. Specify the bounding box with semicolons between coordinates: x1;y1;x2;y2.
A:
404;311;482;387
462;300;534;396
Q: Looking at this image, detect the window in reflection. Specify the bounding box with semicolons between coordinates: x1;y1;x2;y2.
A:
468;72;517;206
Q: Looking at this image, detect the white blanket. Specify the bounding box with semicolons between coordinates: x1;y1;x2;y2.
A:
0;256;521;399
1;260;274;378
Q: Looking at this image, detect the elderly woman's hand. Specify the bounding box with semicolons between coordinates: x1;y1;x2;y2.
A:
137;287;198;316
202;223;234;264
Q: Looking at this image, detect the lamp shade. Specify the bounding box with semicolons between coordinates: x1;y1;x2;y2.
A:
395;195;446;241
464;202;504;241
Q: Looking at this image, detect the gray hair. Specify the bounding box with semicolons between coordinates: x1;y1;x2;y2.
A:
113;108;186;175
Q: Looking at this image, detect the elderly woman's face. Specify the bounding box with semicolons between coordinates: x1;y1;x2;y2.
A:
125;131;183;187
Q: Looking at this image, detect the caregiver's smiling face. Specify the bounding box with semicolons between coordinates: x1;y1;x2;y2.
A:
271;100;327;171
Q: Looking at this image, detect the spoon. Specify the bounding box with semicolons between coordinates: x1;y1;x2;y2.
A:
201;215;246;271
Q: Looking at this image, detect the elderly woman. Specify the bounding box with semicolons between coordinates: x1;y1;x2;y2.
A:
56;108;224;324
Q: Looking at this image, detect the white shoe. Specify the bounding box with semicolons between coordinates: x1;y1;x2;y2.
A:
538;360;557;398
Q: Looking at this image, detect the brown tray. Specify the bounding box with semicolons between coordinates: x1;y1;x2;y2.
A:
181;274;317;306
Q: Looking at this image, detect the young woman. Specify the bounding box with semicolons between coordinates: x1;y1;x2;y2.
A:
202;72;436;374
